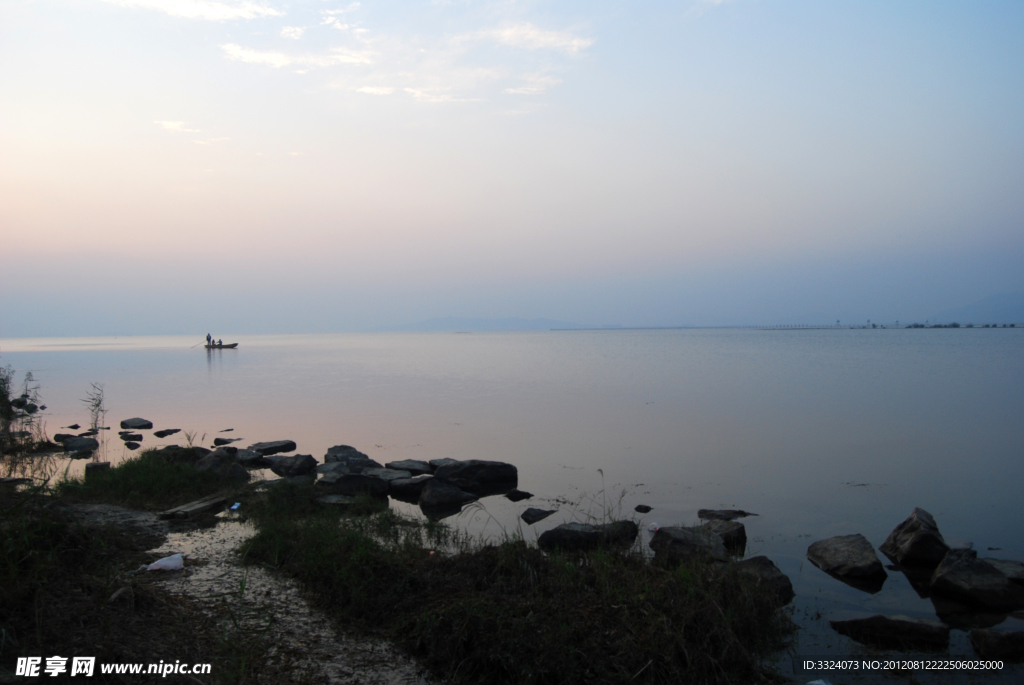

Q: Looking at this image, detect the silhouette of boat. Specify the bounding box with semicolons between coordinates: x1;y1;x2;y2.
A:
204;343;238;349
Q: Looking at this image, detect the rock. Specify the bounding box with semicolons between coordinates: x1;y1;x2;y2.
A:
249;440;297;456
879;508;950;568
985;559;1024;585
153;429;180;438
213;437;241;446
53;433;74;443
316;462;351;475
158;494;229;520
539;521;638;552
316;495;359;507
78;429;99;437
649;526;728;562
124;442;141;450
634;504;653;513
84;462;111;477
120;433;143;442
120;418;153;430
317;472;390;497
830;615;950;651
233;449;271;468
418;479;478;513
807;534;887;593
62;436;99;453
389;475;434;503
432;459;518;496
65;424;80;430
697;509;757;521
324;445;382;472
930;549;1024;610
221;446;238;455
194;450;232;472
521;508;556;525
930;594;1010;631
362;468;412;483
225;463;251;481
731;556;795;605
703;520;746;556
384;459;432;476
970;629;1024;661
152;445;210;463
268;454;317;477
505;489;533;502
428;458;461;471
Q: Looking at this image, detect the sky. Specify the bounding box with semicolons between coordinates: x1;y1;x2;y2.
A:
2;0;1023;336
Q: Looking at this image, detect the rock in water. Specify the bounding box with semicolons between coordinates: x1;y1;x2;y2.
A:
702;520;746;556
317;472;390;497
153;429;181;438
213;437;241;446
53;433;74;443
62;436;99;454
389;475;434;503
418;479;478;514
649;526;728;562
984;559;1024;585
124;442;141;450
432;459;518;496
362;467;412;483
830;615;950;651
731;556;795;605
538;521;638;552
879;508;950;568
807;534;887;593
505;489;533;502
324;445;382;472
268;454;317;477
384;459;433;476
428;458;461;471
697;509;757;521
248;440;297;456
120;433;143;442
930;549;1024;610
634;504;653;513
521;508;556;525
970;629;1024;661
120;418;153;430
233;449;271;468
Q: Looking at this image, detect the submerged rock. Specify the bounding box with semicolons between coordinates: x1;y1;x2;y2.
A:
249;440;297;456
268;454;317;478
153;429;180;438
53;433;74;443
970;629;1024;661
539;521;638;552
731;556;795;605
120;418;153;430
418;479;478;514
649;526;728;562
697;509;757;521
930;549;1024;610
807;534;887;593
384;460;432;476
389;475;434;503
505;489;533;502
702;520;746;556
879;508;950;568
830;615;949;651
521;508;556;525
432;459;517;496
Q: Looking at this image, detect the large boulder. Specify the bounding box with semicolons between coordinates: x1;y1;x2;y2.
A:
970;629;1024;661
985;559;1024;585
384;460;432;476
649;526;728;562
324;445;382;472
702;520;746;556
233;449;271;468
697;509;756;521
362;468;412;483
317;472;390;497
930;549;1024;610
807;534;887;593
389;475;434;503
418;479;478;514
195;450;251;482
428;458;461;471
731;556;794;605
539;521;638;552
521;508;556;525
249;440;297;456
879;508;950;568
432;459;518;496
830;615;949;651
62;436;99;454
268;454;317;477
120;418;153;430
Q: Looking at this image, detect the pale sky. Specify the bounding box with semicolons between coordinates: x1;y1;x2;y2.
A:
2;0;1022;335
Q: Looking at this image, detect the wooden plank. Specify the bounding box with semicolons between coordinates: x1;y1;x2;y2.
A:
158;494;228;520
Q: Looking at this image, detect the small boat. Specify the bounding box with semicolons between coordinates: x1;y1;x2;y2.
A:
205;343;238;349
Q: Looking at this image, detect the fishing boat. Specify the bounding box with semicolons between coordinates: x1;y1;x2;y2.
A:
205;343;238;349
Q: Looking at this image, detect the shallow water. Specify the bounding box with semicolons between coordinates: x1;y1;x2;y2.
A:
3;328;1023;681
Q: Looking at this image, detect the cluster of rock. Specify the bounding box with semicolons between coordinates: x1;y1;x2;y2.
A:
806;508;1024;659
54;417;181;457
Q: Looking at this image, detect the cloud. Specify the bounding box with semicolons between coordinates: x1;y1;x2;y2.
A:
194;137;231;144
403;88;481;104
154;120;200;132
280;26;305;40
321;17;351;31
99;0;282;21
469;23;593;55
355;86;394;95
220;43;373;68
504;73;562;95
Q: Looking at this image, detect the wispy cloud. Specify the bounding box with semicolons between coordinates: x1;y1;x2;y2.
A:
468;23;594;55
221;43;373;68
403;88;481;104
194;137;231;144
355;86;394;95
99;0;282;21
504;73;562;95
155;120;200;132
280;26;304;40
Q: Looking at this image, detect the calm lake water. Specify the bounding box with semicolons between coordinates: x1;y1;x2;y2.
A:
3;329;1022;682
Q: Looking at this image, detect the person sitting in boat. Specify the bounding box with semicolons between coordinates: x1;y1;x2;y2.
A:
217;339;222;346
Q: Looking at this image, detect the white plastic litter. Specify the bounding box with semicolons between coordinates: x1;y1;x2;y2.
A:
806;680;833;685
648;523;660;533
144;553;184;571
230;502;241;511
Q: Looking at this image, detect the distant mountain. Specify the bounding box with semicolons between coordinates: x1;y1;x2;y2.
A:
929;292;1024;324
385;317;592;333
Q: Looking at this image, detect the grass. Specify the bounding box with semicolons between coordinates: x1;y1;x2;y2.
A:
54;447;248;511
240;480;796;685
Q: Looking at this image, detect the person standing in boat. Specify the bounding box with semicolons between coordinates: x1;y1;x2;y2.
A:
206;333;212;346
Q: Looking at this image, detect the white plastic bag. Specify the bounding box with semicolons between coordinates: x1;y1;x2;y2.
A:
145;553;184;571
